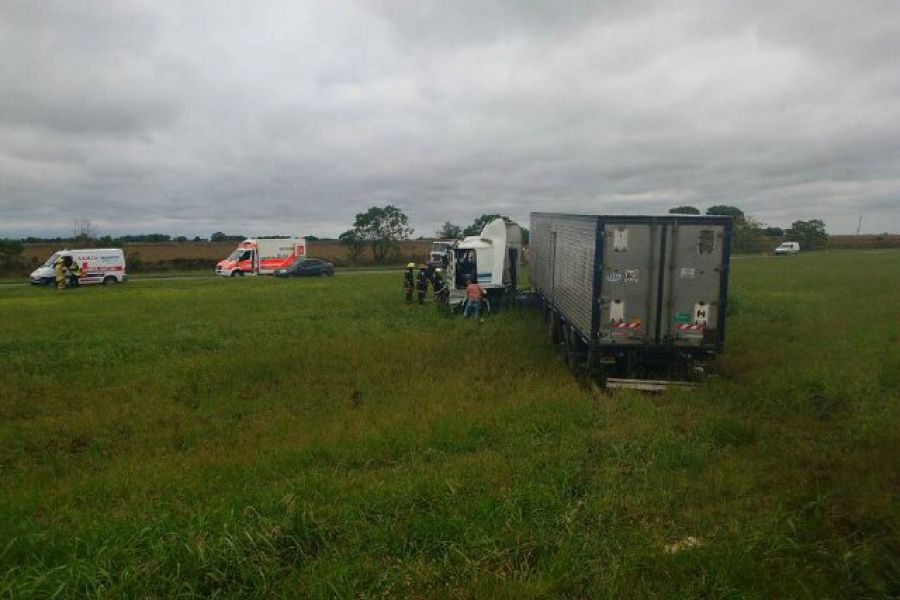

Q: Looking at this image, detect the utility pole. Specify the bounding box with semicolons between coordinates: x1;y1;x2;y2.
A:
856;215;862;235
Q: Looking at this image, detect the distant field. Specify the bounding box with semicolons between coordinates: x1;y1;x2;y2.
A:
18;239;434;272
1;252;898;598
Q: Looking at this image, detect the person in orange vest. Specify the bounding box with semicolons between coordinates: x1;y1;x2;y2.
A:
463;275;486;319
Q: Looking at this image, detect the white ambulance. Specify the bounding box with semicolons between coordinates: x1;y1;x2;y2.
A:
30;248;127;286
215;238;308;277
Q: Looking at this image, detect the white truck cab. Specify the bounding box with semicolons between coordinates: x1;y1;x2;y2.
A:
445;218;522;309
774;241;800;255
30;248;126;286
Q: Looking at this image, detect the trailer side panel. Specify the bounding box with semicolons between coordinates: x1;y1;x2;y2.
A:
530;214;598;342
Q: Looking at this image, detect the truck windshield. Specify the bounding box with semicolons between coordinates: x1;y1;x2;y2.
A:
42;253;62;267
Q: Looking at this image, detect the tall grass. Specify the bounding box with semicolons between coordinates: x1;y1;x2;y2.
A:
0;253;898;598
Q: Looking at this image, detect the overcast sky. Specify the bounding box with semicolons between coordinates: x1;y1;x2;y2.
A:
1;0;898;238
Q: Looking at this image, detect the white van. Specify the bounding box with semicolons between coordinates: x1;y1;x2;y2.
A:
30;248;127;286
774;241;801;255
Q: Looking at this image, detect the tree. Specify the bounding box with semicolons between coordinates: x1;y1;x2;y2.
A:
96;235;121;248
703;206;773;252
788;219;828;249
72;219;98;244
436;222;463;239
211;232;244;242
732;216;769;253
0;239;24;275
174;236;188;243
669;206;701;215
464;214;510;237
350;205;414;262
763;227;785;237
706;205;745;221
339;229;366;265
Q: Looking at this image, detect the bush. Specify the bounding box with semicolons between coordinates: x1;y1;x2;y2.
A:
0;239;25;276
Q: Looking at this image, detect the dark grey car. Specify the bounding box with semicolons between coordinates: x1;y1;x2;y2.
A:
274;258;335;278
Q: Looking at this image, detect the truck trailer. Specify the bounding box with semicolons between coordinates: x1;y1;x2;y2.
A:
530;212;732;382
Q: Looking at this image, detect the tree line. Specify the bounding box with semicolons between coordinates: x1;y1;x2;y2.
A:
338;206;530;264
0;205;832;274
668;205;828;252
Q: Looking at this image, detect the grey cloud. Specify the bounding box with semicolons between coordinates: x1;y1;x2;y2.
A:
1;0;899;240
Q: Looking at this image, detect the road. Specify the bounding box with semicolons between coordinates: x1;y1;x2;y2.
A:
0;269;400;288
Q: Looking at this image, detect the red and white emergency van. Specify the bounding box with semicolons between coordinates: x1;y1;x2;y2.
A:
215;238;307;277
30;248;127;286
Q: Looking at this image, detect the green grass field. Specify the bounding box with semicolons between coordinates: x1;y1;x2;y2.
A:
1;252;898;598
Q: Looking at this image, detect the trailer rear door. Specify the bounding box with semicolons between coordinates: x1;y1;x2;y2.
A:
659;223;728;349
598;221;662;345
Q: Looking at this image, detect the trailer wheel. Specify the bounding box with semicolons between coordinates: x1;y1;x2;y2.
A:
562;324;591;374
103;276;118;285
586;351;608;388
559;324;573;364
549;311;562;344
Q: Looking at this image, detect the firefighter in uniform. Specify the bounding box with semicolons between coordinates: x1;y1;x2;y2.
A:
404;262;415;302
415;265;429;305
432;268;445;296
68;258;82;288
53;256;66;289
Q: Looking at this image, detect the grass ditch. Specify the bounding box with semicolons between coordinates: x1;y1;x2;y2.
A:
0;251;898;597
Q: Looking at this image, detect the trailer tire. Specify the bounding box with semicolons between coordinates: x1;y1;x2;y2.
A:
103;276;118;285
549;311;562;344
